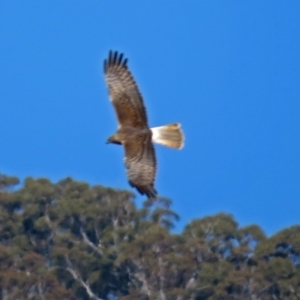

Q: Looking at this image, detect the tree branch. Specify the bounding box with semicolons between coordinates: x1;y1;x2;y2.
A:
64;254;103;300
79;226;103;256
37;278;45;300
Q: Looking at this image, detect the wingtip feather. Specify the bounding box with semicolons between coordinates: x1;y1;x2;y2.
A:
104;50;128;73
129;181;157;199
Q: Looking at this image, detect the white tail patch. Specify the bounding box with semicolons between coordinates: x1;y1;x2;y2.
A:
151;123;185;149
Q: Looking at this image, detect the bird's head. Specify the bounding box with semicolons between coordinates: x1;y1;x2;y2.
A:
106;133;122;145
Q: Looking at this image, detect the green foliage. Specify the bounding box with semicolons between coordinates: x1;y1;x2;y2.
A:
0;172;299;299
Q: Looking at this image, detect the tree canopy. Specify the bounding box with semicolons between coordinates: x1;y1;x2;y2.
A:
0;173;299;299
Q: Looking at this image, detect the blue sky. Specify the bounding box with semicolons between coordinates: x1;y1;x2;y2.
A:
1;1;300;236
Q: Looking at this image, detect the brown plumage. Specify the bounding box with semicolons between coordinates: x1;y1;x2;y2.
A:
104;51;184;198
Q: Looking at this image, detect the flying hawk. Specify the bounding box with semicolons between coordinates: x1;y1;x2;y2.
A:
104;51;184;198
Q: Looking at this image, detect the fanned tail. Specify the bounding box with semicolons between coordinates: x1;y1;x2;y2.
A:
151;123;184;149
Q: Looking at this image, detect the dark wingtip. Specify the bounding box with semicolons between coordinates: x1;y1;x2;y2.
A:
118;53;123;65
133;184;157;199
104;50;128;73
104;58;107;73
113;51;118;64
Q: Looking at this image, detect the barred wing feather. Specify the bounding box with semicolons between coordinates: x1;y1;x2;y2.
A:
104;51;149;129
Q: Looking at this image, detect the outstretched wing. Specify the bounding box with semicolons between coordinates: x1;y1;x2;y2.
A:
124;133;157;198
104;51;149;129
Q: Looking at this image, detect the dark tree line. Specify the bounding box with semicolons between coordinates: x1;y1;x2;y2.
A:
0;173;299;299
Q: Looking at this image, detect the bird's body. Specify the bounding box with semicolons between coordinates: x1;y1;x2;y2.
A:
104;51;184;198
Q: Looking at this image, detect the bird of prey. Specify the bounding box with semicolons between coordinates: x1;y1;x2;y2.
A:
104;51;184;198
